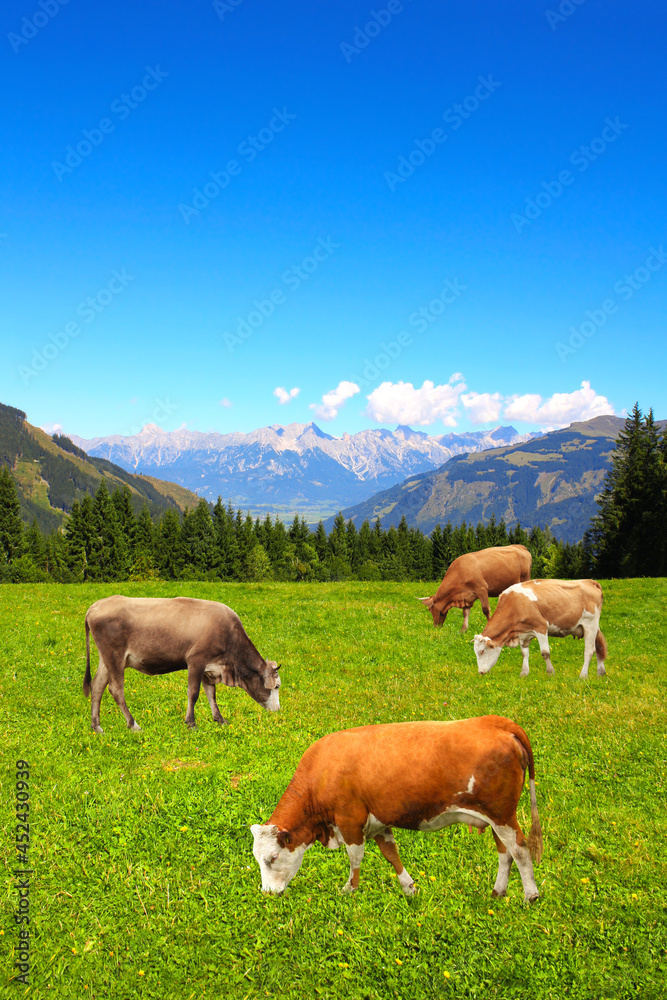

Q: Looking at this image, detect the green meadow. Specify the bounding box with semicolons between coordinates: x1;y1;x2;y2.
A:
1;580;666;999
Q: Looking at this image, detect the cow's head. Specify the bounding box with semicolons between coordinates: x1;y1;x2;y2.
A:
251;823;309;893
243;659;281;711
418;596;448;627
473;634;502;674
261;660;281;711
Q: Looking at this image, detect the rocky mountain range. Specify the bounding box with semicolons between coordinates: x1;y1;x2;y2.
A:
72;421;533;520
328;415;627;543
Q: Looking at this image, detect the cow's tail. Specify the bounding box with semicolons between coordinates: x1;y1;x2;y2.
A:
506;720;543;865
83;617;92;698
595;629;608;660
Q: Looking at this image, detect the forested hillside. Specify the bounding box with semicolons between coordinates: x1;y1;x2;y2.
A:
0;466;588;585
0;403;199;532
333;415;631;542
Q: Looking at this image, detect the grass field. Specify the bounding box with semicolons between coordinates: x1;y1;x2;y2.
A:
1;580;666;999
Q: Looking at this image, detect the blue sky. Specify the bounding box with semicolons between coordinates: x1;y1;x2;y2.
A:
2;0;666;439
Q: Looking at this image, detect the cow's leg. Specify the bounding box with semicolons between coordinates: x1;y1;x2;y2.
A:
202;678;229;725
90;656;109;734
374;830;415;896
595;630;607;677
536;633;555;675
493;824;539;903
184;661;206;728
491;829;514;897
460;606;471;634
579;622;604;681
107;660;141;732
341;841;365;893
479;591;491;622
519;640;531;678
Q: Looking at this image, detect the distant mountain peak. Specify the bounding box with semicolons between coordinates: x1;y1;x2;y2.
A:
72;420;533;520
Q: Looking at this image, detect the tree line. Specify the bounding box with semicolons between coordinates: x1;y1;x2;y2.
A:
0;473;585;584
1;403;664;583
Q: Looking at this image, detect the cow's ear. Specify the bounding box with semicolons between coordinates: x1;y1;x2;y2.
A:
276;829;291;849
264;660;280;689
417;596;434;609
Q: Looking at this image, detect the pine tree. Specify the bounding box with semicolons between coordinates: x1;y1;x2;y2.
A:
134;505;154;557
112;486;136;551
156;508;181;579
90;480;130;580
25;520;46;569
0;466;24;561
590;404;667;576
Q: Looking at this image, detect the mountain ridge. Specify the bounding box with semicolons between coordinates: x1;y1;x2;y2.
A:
325;415;640;543
72;421;536;520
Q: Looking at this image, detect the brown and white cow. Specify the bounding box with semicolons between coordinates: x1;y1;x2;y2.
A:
84;596;280;733
251;715;543;902
419;544;532;632
473;579;607;679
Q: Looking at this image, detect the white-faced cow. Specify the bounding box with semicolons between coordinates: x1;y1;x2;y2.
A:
473;579;607;679
84;596;281;733
251;715;543;902
419;544;532;632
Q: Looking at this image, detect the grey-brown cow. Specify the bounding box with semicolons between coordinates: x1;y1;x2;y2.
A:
419;544;532;632
84;596;280;733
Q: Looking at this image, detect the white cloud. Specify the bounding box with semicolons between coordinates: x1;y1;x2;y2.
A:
41;422;63;435
503;381;615;426
461;391;504;424
218;398;233;408
274;386;300;405
310;381;360;421
364;379;467;427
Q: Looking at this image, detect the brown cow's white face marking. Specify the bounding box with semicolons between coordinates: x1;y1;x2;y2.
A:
262;661;281;712
250;824;307;892
473;634;503;674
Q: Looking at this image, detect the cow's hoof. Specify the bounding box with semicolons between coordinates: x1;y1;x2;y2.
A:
491;889;506;899
519;670;529;679
597;667;607;677
341;881;357;894
92;725;104;734
186;722;197;730
524;892;540;904
215;717;230;726
402;882;417;897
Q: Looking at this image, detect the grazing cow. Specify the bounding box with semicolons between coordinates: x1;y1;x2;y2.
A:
84;596;280;733
473;579;607;679
251;715;543;902
419;544;532;633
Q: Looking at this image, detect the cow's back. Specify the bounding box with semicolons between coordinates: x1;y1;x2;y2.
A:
440;545;530;594
300;717;526;827
85;595;242;661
